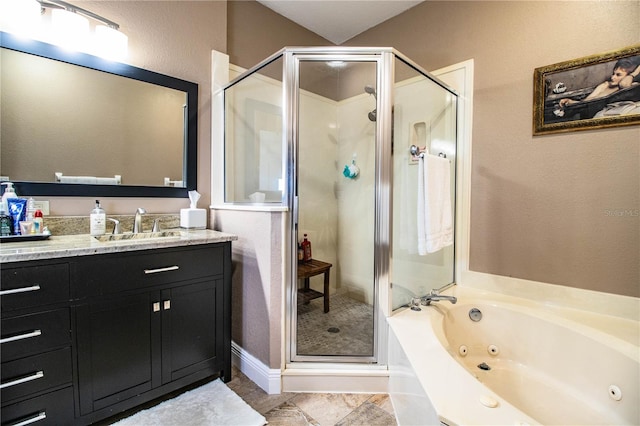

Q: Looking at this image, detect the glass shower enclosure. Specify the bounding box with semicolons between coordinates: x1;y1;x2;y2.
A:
223;47;458;364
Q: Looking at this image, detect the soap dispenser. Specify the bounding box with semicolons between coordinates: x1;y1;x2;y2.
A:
90;200;106;236
1;182;17;202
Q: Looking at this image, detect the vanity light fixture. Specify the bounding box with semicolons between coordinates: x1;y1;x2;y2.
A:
0;0;128;60
39;0;128;60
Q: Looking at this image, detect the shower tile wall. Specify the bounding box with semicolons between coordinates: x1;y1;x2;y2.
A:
336;94;376;305
298;92;339;297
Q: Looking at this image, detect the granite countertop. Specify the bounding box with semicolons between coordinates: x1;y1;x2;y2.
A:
0;229;238;263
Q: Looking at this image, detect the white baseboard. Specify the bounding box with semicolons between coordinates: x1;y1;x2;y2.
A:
231;341;282;394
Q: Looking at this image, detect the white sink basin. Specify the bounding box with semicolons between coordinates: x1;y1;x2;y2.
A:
93;230;182;242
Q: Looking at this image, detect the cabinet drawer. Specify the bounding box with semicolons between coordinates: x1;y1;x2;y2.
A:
1;309;71;362
1;386;74;426
1;348;72;403
1;264;70;312
74;245;224;297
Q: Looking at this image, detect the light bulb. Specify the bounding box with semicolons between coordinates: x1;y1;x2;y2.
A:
0;0;41;37
94;25;128;61
51;8;89;51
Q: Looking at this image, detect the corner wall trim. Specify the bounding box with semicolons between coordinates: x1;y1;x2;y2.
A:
232;341;282;394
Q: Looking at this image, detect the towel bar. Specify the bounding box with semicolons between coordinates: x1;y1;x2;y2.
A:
409;144;446;159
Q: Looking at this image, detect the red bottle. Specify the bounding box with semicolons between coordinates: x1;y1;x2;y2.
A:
301;233;312;262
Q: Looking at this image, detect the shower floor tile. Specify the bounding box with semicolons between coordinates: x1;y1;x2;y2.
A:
296;293;374;356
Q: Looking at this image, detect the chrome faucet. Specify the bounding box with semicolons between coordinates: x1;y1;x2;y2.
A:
133;208;146;233
421;289;457;305
107;218;121;234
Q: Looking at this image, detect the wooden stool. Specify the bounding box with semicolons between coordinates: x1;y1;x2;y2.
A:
297;259;332;313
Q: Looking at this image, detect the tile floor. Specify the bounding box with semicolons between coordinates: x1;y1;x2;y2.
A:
228;366;398;426
296;293;374;357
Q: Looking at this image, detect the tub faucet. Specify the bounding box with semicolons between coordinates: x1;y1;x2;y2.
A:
133;208;146;233
421;289;457;305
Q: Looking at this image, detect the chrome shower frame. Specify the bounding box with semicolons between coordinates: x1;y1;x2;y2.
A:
225;46;459;366
288;49;387;364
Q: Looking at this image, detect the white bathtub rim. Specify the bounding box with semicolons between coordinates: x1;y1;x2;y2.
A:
460;269;639;322
447;285;639;349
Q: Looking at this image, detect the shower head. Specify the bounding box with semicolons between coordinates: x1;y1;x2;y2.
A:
364;85;377;99
365;85;377;121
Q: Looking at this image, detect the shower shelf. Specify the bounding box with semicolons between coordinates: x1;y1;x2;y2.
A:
297;288;324;304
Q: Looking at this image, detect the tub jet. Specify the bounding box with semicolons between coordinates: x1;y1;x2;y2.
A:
478;362;491;371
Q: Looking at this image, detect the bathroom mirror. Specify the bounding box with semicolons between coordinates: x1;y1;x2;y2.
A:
0;31;197;198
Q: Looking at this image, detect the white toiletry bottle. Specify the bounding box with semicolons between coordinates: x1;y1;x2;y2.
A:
1;182;17;202
90;200;106;236
26;197;36;221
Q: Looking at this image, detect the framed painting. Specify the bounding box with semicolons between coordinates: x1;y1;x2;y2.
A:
533;45;640;135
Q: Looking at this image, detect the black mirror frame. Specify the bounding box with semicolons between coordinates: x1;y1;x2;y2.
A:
0;31;197;198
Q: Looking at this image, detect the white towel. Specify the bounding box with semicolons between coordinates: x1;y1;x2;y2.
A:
417;154;453;254
55;173;121;185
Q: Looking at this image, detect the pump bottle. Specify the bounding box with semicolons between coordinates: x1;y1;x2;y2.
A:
1;182;17;202
90;200;106;236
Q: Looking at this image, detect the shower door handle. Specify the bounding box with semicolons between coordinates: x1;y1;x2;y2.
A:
293;195;299;226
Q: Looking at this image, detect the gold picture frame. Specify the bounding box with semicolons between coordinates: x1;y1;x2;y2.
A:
533;45;640;135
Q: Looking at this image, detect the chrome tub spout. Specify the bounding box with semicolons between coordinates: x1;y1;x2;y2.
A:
421;289;457;306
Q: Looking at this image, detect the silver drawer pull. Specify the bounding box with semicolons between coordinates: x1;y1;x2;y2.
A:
0;285;41;296
0;330;42;344
144;265;179;274
0;371;44;389
10;411;47;426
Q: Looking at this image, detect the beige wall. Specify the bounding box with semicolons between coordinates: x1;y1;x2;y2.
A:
38;1;227;216
346;1;639;297
226;0;330;69
214;210;284;368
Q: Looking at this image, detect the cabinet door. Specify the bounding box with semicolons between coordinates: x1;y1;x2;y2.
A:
76;291;161;415
161;279;223;383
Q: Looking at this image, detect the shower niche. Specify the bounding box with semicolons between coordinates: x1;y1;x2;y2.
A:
222;48;459;365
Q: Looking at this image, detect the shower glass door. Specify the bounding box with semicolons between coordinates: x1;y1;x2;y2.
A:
292;57;378;361
390;57;458;310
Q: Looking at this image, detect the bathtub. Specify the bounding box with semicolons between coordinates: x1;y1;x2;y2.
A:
387;286;639;425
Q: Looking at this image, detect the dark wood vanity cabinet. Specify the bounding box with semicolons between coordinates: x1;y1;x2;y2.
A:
1;242;231;425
